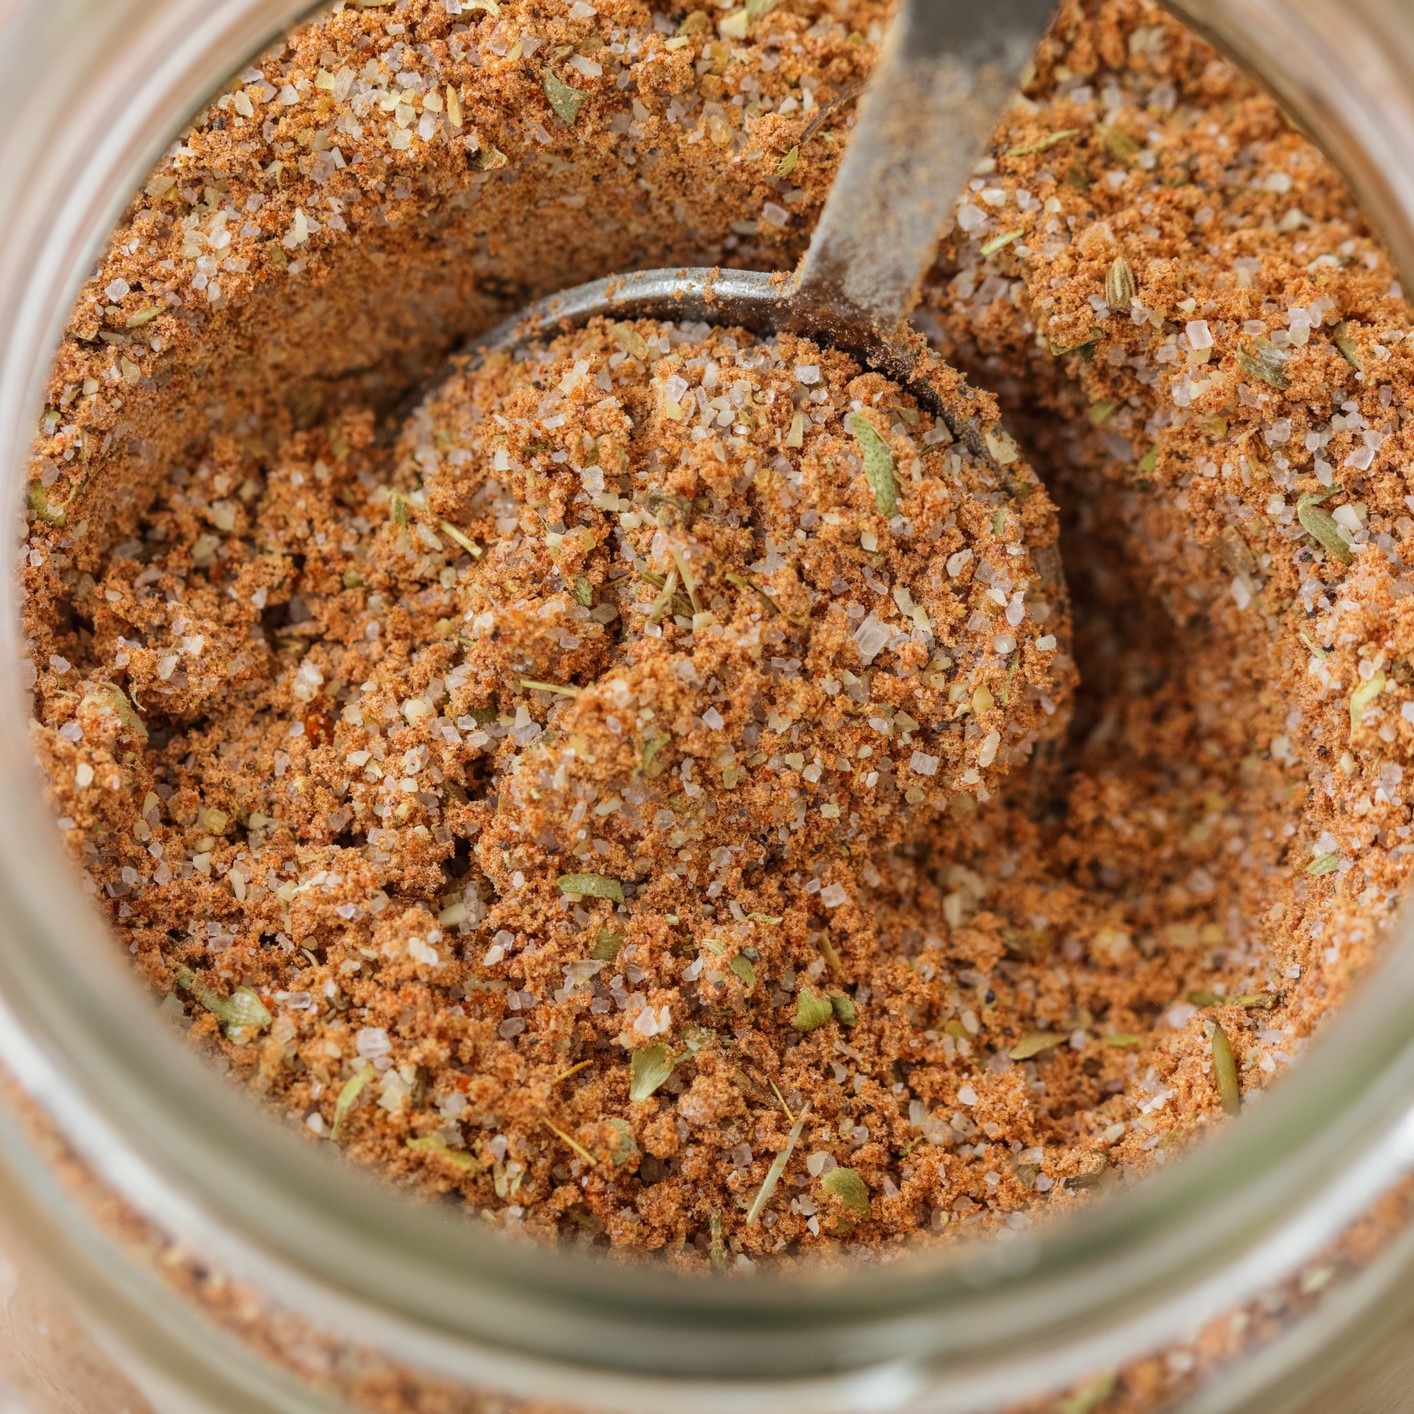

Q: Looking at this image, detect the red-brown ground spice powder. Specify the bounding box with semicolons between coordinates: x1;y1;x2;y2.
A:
17;0;1414;1393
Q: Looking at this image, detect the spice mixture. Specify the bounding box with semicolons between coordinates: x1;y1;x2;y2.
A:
20;0;1414;1278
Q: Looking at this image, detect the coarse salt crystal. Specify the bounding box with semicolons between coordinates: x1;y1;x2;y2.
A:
853;614;891;664
356;1027;391;1058
1186;319;1214;349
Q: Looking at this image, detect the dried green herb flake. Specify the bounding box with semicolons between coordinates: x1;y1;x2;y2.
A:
1210;1022;1241;1115
1296;493;1353;565
846;413;900;517
1006;128;1079;157
980;227;1025;257
543;71;585;125
175;966;271;1035
331;1064;375;1140
1238;339;1291;390
709;1211;726;1270
406;1135;480;1172
557;872;624;902
439;521;482;558
792;986;834;1032
592;928;626;961
1332;321;1364;370
829;993;858;1027
1009;1030;1064;1060
1350;669;1386;728
641;728;672;777
610;322;651;361
745;1104;809;1224
605;1116;638;1166
629;1043;676;1101
821;1165;870;1214
1097;124;1140;164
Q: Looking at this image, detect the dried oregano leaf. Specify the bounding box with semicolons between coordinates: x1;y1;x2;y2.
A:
776;144;799;178
557;872;624;901
829;993;858;1027
605;1116;638;1166
729;953;757;988
80;683;147;740
629;1043;675;1101
1350;669;1386;729
332;1064;375;1140
1096;123;1140;165
821;1166;870;1213
1009;1030;1064;1061
792;986;834;1032
1332;321;1364;370
174;965;272;1035
846;413;900;517
1210;1022;1241;1115
592;928;625;961
571;574;595;608
610;322;650;361
1296;493;1353;565
641;728;672;777
406;1134;480;1172
1305;851;1340;877
1237;338;1291;390
542;70;585;125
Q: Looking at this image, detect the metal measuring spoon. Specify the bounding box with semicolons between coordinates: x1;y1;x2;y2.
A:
468;0;1057;425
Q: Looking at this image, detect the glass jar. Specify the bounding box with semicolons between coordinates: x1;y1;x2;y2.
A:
1;0;1414;1410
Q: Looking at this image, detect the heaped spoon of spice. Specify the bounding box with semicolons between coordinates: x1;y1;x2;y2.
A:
469;0;1058;425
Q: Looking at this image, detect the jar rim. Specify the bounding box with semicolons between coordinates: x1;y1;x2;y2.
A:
1;0;1413;1402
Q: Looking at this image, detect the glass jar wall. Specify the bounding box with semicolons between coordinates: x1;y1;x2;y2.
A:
2;0;1414;1410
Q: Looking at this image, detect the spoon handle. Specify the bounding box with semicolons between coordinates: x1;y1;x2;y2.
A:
789;0;1056;339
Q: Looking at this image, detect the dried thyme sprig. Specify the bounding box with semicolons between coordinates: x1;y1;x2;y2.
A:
745;1103;810;1225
